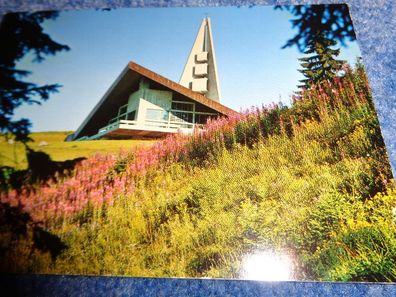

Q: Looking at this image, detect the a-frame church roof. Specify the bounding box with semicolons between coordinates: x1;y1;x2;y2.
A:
71;61;237;140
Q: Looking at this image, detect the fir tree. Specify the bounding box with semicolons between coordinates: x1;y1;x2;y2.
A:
0;11;69;143
275;4;356;52
298;33;345;89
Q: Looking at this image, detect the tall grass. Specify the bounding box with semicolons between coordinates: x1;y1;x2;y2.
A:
1;63;394;281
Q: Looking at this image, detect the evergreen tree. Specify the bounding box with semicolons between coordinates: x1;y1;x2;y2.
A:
275;4;356;52
0;11;69;143
298;33;345;89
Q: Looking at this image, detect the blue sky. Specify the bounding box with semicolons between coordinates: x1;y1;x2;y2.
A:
15;6;362;132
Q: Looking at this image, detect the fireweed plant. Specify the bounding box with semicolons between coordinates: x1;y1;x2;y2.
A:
0;62;395;280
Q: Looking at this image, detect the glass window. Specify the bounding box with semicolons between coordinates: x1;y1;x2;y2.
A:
170;111;193;123
195;114;208;124
146;109;168;121
126;110;136;121
171;101;194;111
195;113;217;124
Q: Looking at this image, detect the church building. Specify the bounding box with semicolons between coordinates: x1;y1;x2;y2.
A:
68;17;236;141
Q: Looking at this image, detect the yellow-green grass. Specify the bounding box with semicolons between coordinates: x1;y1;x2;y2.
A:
25;103;394;280
0;131;155;169
3;64;395;281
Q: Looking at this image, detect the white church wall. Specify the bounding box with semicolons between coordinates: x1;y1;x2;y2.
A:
143;89;172;110
127;88;172;126
139;97;168;124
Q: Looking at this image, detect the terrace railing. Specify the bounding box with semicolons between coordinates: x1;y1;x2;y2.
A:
97;119;194;135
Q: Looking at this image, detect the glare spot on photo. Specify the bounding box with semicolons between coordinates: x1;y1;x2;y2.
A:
240;250;294;281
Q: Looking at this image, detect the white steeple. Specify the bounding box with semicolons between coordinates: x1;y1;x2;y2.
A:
179;17;221;102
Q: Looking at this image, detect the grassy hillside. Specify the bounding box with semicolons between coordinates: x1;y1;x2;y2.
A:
0;131;154;169
1;64;395;281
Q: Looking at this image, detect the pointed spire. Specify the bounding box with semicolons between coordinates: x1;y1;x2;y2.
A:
179;17;221;102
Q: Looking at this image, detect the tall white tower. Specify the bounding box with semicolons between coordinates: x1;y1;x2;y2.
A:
179;17;221;102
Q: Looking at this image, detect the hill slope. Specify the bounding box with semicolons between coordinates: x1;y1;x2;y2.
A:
1;64;395;281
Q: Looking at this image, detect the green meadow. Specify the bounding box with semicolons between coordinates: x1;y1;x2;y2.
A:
0;131;155;169
1;64;396;281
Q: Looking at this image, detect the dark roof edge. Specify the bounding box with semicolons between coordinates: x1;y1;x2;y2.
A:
72;66;130;140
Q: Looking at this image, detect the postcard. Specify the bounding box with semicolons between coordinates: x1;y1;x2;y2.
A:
0;4;395;282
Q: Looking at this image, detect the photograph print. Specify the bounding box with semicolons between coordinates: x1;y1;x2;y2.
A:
0;4;395;282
